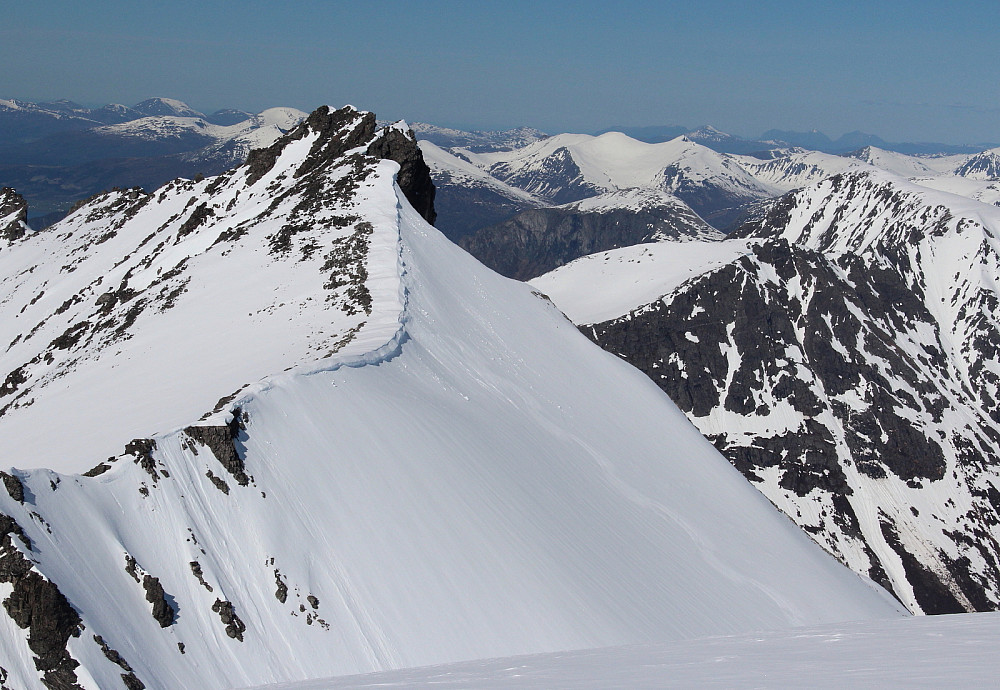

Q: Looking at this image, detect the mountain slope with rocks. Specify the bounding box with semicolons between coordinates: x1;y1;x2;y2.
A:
0;107;903;689
535;170;1000;615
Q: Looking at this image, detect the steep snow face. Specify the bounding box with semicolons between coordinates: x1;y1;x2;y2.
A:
0;107;902;689
545;169;1000;614
0;106;398;473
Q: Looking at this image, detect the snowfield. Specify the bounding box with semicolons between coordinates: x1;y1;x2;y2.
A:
536;166;1000;615
246;612;1000;689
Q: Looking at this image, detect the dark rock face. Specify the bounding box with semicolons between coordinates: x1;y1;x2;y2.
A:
0;472;24;503
1;188;29;244
185;410;249;486
366;126;436;225
142;574;175;628
211;599;246;641
0;514;84;689
124;439;159;481
460;201;717;281
584;170;1000;614
429;182;537;242
659;164;764;229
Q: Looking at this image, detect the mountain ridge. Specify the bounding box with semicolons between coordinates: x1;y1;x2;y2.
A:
0;104;903;688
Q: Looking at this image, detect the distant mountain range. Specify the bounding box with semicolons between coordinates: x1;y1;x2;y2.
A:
597;123;996;155
0;97;306;219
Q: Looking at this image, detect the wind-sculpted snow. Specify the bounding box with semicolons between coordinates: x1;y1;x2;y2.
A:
542;169;1000;614
0;108;902;689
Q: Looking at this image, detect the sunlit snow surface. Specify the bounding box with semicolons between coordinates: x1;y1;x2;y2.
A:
0;117;394;472
247;612;1000;689
0;109;903;688
531;239;753;325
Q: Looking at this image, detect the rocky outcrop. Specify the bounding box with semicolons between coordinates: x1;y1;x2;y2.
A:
0;188;29;244
185;409;249;486
0;514;84;689
211;599;245;641
367;126;436;225
142;574;175;628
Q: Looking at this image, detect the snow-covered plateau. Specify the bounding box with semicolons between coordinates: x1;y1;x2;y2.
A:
0;107;904;689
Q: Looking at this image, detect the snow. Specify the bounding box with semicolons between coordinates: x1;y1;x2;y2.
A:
530;239;753;325
455;131;780;201
0;108;904;687
418;140;545;205
0;115;372;473
559;187;705;215
244;612;1000;689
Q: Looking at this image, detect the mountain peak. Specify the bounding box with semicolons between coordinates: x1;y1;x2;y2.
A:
132;97;205;119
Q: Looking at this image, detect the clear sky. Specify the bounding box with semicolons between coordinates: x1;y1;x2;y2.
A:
3;0;998;143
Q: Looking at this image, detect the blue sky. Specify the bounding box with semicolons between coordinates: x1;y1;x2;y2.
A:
3;0;998;143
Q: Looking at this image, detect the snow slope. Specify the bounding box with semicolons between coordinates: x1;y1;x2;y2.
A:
531;239;750;325
417;140;544;206
0;106;902;689
249;612;1000;689
731;148;862;193
0;107;382;473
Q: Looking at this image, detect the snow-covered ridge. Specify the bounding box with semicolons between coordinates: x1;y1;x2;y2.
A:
458;131;780;201
0;105;410;473
418;139;544;206
0;104;903;689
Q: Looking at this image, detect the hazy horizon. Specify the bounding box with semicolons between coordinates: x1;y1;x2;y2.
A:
4;0;997;145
